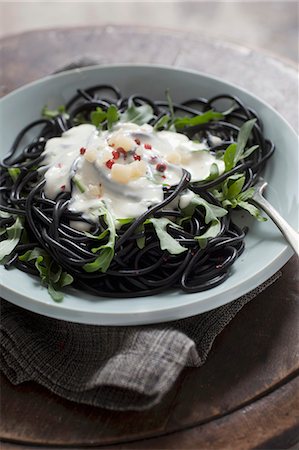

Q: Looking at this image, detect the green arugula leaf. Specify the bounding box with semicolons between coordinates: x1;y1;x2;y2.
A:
210;173;266;222
0;216;23;262
8;167;21;182
0;211;14;237
226;176;245;200
120;98;154;125
83;204;116;272
72;176;86;193
182;195;227;223
220;173;244;200
106;104;119;129
59;272;74;287
50;265;62;284
153;115;171;131
223;143;237;172
73;112;88;125
0;211;10;219
237;187;255;202
42;105;68;119
195;220;221;249
165;89;175;122
149;218;187;255
174;110;224;130
237;201;267;222
222;198;234;208
235;118;257;162
181;194;227;248
90;107;107;127
19;246;47;263
47;284;64;302
223;119;258;172
116;218;134;227
242;144;259;160
19;247;73;302
136;223;146;249
222;102;238;116
34;254;49;283
204;162;220;182
85;247;114;273
84;228;109;240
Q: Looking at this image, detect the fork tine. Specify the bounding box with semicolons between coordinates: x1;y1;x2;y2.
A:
255;177;268;194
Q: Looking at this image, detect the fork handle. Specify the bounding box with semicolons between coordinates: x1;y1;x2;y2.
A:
252;194;299;257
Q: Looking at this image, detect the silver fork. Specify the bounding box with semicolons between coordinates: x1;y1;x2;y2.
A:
252;178;299;257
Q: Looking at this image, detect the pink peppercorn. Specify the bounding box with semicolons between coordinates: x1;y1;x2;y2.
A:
112;150;120;160
156;163;167;172
106;159;115;169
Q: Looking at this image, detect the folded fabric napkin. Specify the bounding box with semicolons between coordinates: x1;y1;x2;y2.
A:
0;272;280;411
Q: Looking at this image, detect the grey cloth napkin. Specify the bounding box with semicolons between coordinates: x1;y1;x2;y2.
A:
0;272;280;411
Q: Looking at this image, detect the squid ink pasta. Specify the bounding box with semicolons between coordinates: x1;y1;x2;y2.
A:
0;85;274;301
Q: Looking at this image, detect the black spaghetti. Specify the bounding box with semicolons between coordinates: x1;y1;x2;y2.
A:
0;85;274;300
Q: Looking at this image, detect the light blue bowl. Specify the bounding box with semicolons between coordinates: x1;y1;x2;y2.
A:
0;64;298;325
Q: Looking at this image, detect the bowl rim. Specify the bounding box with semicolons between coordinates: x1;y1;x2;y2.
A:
1;62;297;136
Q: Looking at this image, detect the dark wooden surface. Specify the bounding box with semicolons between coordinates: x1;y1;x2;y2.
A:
0;26;298;449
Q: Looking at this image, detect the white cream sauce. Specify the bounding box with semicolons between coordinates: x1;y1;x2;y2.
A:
41;123;224;221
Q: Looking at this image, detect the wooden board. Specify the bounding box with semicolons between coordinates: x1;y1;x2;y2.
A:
0;26;298;449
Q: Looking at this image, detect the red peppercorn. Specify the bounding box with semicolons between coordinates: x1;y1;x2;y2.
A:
135;138;141;145
117;147;127;159
80;147;86;155
156;163;167;172
144;143;152;150
112;150;120;159
133;154;141;161
106;159;115;169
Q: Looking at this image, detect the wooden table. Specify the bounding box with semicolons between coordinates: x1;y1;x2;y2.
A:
0;26;298;449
